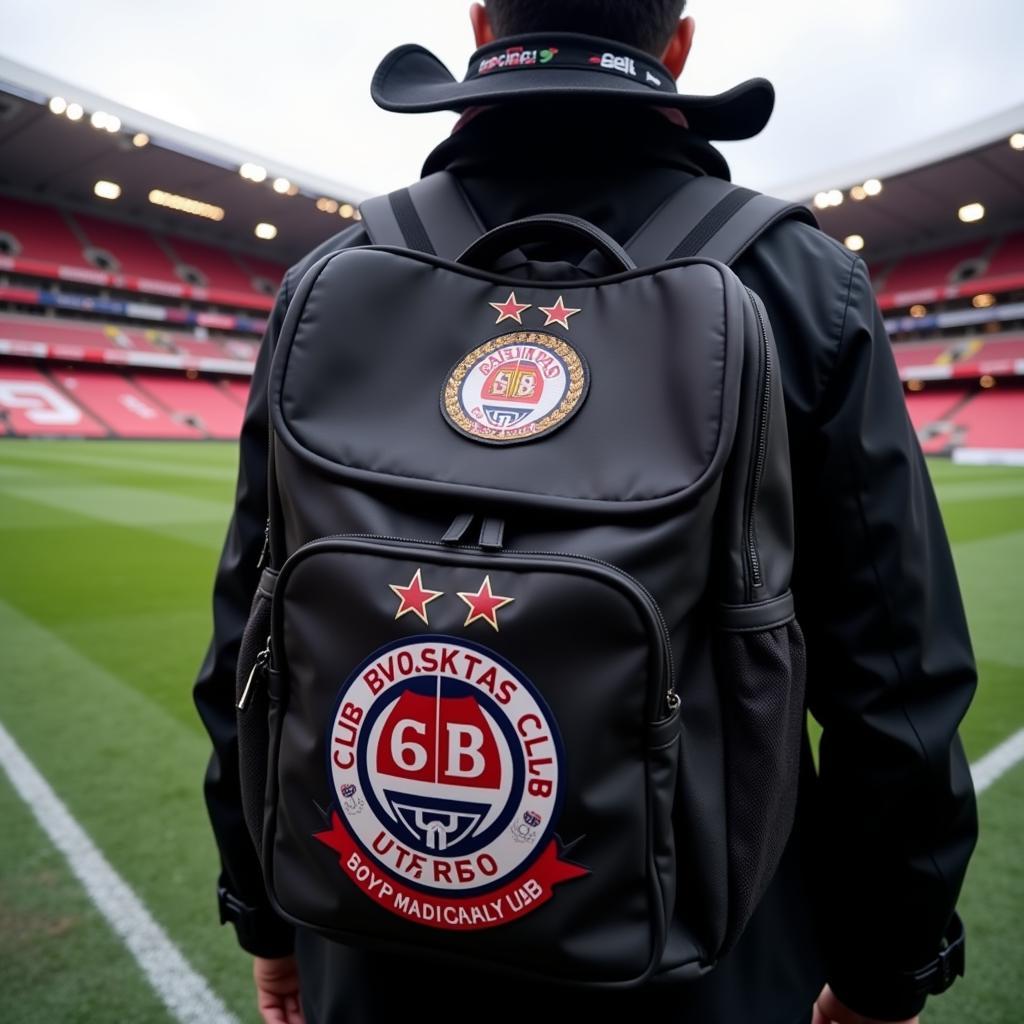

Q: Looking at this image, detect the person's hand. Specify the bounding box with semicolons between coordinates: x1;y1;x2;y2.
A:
253;955;305;1024
812;985;919;1024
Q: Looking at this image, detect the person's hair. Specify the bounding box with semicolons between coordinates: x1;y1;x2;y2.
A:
485;0;687;56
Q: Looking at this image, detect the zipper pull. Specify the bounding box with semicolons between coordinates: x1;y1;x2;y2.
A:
442;513;476;545
666;687;681;715
478;517;505;551
256;519;271;570
237;638;270;712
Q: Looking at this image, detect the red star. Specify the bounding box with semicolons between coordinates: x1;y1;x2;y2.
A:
457;575;514;632
489;291;531;324
389;568;443;625
538;295;581;329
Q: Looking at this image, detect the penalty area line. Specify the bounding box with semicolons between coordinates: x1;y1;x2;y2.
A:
0;719;238;1024
971;726;1024;795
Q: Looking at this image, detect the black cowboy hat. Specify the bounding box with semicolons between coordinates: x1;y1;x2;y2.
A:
372;32;774;141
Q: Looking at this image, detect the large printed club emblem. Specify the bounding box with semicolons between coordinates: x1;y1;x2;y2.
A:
316;636;587;929
442;331;588;445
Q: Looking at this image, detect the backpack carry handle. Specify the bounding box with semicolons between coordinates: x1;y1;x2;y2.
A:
456;214;636;274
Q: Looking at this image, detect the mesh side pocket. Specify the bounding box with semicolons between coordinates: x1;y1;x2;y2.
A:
716;613;806;952
236;586;272;855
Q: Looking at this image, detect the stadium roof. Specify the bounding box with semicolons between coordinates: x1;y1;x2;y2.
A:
778;103;1024;262
0;56;368;266
1;55;1022;269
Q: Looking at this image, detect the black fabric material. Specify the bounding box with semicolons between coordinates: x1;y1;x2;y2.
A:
388;189;435;254
236;584;272;852
372;33;775;141
669;185;757;258
194;97;977;1021
716;616;806;950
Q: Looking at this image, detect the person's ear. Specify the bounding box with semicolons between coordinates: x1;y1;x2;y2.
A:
470;3;496;47
661;17;695;78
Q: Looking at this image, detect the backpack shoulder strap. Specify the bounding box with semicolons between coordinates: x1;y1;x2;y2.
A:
625;175;817;267
358;171;486;257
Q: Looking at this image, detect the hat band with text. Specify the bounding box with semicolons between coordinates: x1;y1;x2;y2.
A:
465;38;676;95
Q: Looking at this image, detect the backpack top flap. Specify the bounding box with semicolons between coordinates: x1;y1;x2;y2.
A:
270;245;746;513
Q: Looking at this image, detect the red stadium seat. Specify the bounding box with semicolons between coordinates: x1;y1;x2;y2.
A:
904;390;965;430
881;241;989;298
951;389;1024;449
0;195;90;268
0;311;142;352
891;341;955;369
223;379;253;407
236;254;287;291
133;373;244;439
73;213;178;281
53;369;203;438
0;364;107;436
162;237;263;296
983;232;1024;283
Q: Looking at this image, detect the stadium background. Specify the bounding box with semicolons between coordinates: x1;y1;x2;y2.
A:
1;12;1023;1024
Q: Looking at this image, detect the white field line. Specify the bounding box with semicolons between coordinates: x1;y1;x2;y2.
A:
971;727;1024;794
0;720;238;1024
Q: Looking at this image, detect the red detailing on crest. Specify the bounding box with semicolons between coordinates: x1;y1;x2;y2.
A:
315;812;588;931
480;359;542;405
489;291;531;325
538;295;581;329
458;576;514;632
389;568;442;625
375;691;502;789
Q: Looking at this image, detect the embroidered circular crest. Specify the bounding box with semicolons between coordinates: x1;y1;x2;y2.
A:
442;331;588;445
319;635;585;930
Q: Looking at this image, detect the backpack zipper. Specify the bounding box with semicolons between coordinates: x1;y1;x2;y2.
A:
237;638;271;711
744;289;771;596
273;532;679;717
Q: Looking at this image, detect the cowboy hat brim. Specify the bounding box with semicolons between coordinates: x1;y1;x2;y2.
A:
371;35;774;142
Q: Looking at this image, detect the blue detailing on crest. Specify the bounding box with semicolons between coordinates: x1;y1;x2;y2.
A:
385;790;490;854
482;405;532;428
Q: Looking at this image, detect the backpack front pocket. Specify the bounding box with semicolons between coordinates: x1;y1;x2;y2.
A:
259;535;679;987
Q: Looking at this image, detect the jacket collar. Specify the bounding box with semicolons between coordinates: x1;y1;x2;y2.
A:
422;101;731;181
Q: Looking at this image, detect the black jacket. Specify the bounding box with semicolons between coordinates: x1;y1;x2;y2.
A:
194;101;977;1022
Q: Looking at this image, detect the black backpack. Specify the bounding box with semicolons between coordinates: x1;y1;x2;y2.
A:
236;172;814;987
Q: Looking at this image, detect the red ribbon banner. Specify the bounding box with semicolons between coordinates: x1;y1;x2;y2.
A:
315;813;587;930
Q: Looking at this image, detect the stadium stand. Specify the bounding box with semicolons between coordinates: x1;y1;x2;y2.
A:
0;194;91;269
1;100;1021;456
73;212;178;280
160;236;270;298
0;311;143;352
0;311;258;369
948;388;1024;449
876;240;990;298
52;368;204;439
0;197;278;311
984;231;1024;283
904;390;967;431
132;373;243;439
0;363;106;436
223;379;253;407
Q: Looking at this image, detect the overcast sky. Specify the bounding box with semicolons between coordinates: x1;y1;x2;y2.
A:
2;0;1022;197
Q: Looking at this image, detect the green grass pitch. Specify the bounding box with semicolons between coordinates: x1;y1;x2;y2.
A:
0;441;1020;1023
